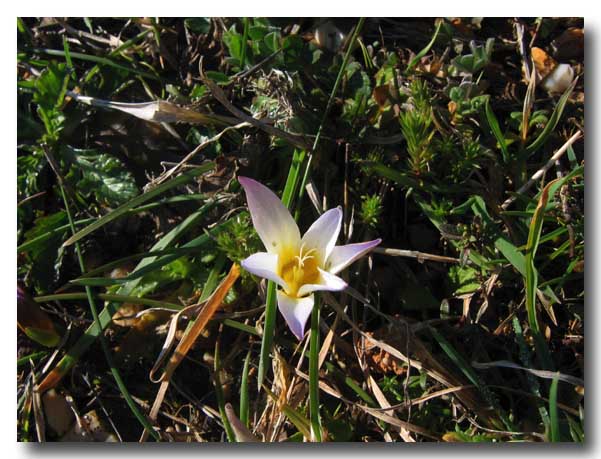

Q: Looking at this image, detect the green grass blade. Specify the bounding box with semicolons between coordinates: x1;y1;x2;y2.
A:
18;218;94;253
525;179;559;370
70;246;202;281
222;319;260;336
525;79;577;156
429;325;512;430
281;149;307;208
34;48;161;81
19;194;208;254
309;295;322;441
485;96;510;163
263;385;311;439
240;349;251;427
57;182;160;441
38;204;220;390
549;375;561;442
63;163;214;247
35;292;184;311
512;316;550;431
17;351;48;368
296;18;366;213
406;20;442;72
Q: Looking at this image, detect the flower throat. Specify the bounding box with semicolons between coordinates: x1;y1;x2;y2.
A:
280;244;320;297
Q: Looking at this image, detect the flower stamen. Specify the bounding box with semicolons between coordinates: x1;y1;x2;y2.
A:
294;243;317;268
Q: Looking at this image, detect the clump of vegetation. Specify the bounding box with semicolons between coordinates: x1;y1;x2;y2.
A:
17;17;584;443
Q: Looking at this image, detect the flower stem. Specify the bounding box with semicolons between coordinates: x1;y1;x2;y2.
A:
309;295;322;442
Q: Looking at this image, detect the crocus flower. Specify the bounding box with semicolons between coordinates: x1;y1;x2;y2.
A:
238;176;381;340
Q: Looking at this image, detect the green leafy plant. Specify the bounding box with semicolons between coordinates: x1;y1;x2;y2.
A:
359;194;383;228
399;80;435;174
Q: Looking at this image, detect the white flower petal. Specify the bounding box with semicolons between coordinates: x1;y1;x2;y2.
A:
297;268;347;297
325;239;381;274
301;207;342;265
239;176;300;255
276;290;314;340
241;252;288;291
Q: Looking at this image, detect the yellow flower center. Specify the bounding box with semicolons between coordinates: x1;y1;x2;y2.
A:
279;244;320;297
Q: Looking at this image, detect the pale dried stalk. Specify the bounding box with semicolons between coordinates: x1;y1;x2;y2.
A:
152;121;250;187
374;247;461;264
501;130;583;210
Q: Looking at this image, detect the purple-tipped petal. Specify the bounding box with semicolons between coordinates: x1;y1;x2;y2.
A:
238;176;300;254
276;290;314;340
300;207;342;265
296;268;347;297
241;252;288;291
325;239;381;274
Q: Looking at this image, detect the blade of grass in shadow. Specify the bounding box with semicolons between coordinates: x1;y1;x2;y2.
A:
549;375;561;442
240;349;251;428
36;202;222;392
114;221;231;284
34;48;161;81
525;79;577;156
323;361;377;406
81;28;153;84
17;351;48;368
309;295;322;442
525;178;560;370
295;18;366;216
294;18;365;220
222;319;260;336
67;246;202;283
428;325;513;430
513;316;550;432
18;195;207;254
484;96;510;163
34;292;184;311
62;163;214;247
56;182;160;441
406;20;443;72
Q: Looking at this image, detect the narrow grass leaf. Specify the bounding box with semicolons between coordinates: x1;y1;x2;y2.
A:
63;163;214;247
263;385;311;439
240;349;251;427
406;20;442;72
526;79;577;156
34;48;161;81
36;206;220;392
549;376;561;442
309;296;322;442
429;325;512;430
57;183;160;440
485;96;510;163
513;317;550;431
525;178;560;370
